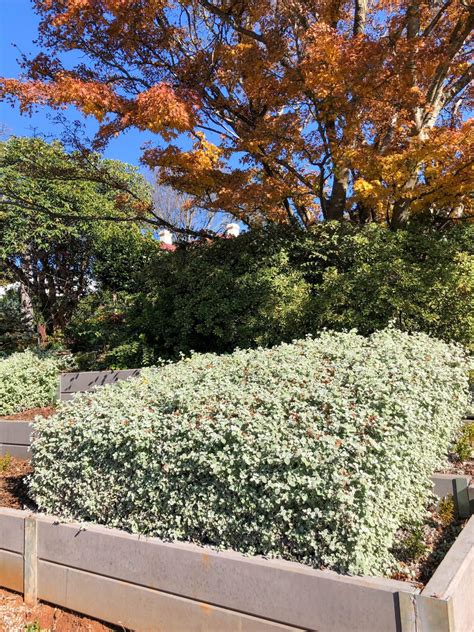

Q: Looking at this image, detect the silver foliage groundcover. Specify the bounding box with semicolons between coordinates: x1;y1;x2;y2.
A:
0;350;69;415
31;329;469;575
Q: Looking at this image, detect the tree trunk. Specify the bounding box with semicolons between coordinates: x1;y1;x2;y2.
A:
390;200;411;229
353;0;368;36
390;169;419;229
326;168;349;220
19;282;35;331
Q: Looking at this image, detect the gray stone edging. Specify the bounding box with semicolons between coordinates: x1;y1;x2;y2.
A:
0;508;414;632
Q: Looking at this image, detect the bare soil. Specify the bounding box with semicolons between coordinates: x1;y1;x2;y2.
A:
0;457;33;510
0;587;121;631
0;407;57;421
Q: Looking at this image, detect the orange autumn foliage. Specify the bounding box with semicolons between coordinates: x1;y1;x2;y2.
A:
1;0;472;229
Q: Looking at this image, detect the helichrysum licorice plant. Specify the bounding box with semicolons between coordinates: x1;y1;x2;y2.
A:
30;329;469;575
0;350;71;415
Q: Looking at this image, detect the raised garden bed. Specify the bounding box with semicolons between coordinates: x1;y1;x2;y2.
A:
0;458;468;588
1;359;472;630
0;506;472;632
0;458;472;632
0;369;141;459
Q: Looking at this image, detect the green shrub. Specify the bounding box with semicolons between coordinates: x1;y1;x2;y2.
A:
66;223;474;367
453;422;474;462
0;350;72;415
302;223;474;346
144;223;474;354
149;236;311;356
31;329;469;575
67;231;312;365
66;291;159;370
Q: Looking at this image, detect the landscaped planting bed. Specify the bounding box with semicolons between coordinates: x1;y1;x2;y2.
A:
2;456;471;587
0;366;140;459
30;328;470;576
0;504;472;632
0;351;71;416
0;408;57;422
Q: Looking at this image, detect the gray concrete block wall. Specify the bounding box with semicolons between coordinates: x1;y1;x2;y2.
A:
59;368;141;401
0;508;25;552
0;444;31;459
419;516;474;632
431;473;460;498
0;549;24;592
38;561;302;632
1;509;417;632
0;509;25;592
0;421;32;459
1;509;473;632
35;516;416;632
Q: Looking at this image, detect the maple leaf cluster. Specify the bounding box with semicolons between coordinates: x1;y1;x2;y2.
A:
1;0;472;229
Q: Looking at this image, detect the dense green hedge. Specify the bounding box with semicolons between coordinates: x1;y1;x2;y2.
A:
67;223;474;367
300;223;473;345
0;350;71;415
31;329;469;575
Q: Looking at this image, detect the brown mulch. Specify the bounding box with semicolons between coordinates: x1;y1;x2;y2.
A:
390;497;466;588
0;407;57;422
0;458;33;510
0;587;121;631
437;456;474;477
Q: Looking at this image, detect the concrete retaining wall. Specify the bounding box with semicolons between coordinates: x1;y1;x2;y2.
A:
0;421;32;459
0;509;416;632
59;368;141;401
416;515;474;632
0;508;25;593
431;474;472;518
0;508;473;631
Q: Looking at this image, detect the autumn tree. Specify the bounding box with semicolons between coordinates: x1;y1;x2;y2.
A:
1;1;472;229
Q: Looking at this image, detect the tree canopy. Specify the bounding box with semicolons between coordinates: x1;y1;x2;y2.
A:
0;136;156;334
1;1;472;230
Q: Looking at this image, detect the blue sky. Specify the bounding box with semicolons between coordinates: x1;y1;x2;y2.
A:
0;0;155;172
